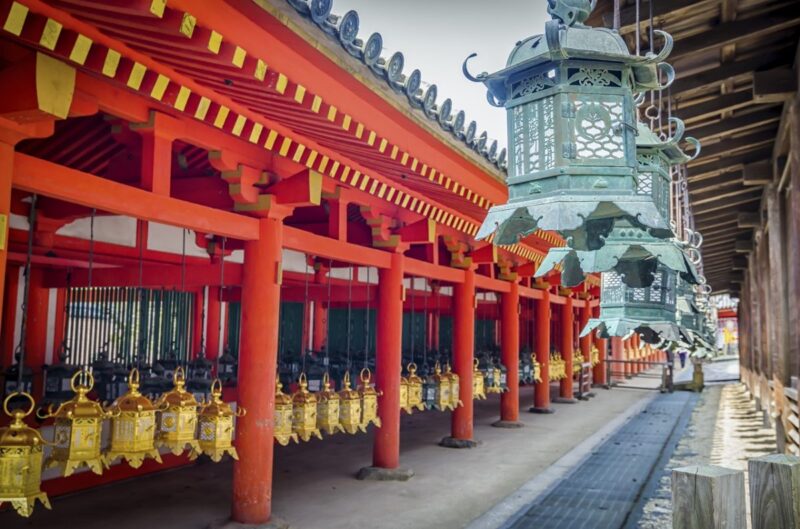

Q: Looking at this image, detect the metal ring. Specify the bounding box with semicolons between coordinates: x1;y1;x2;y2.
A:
70;369;95;393
360;367;371;382
129;367;140;386
211;378;223;396
3;391;35;418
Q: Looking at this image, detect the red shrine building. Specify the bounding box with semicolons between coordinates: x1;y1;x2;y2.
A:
0;1;673;525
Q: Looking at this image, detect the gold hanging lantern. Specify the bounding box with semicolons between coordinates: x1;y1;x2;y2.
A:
532;356;543;383
41;370;108;477
403;363;425;413
591;346;600;367
472;359;486;400
444;363;462;410
431;362;452;411
274;380;298;446
0;392;50;518
104;368;162;469
338;371;364;434
155;367;200;457
316;373;343;436
399;372;409;412
197;379;245;461
573;350;584;375
291;373;322;442
358;368;382;429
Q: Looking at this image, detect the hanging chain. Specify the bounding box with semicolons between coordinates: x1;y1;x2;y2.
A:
216;236;226;371
301;255;311;373
180;228;187;367
136;221;145;367
15;195;37;387
324;259;333;367
345;265;353;371
363;267;371;369
409;276;415;365
634;0;641;56
422;278;429;368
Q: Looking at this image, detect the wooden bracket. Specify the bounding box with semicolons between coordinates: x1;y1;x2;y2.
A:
443;235;472;269
361;206;400;248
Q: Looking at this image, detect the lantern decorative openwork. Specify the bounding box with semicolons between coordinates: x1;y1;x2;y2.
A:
582;266;688;344
591;346;600;366
549;353;567;381
291;373;323;442
40;370;109;476
197;379;245;461
534;119;701;287
104;368;162;469
472;358;487;400
403;363;425;413
274;380;298;445
399;371;410;411
338;371;363;434
316;373;343;436
429;362;452;411
573;350;584;375
0;392;50;518
444;363;462;410
155;367;200;457
358;368;382;429
465;0;675;248
532;356;543;383
519;353;533;384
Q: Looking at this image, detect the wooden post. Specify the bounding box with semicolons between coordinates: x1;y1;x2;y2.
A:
532;289;553;413
496;280;522;427
749;454;800;529
672;465;746;529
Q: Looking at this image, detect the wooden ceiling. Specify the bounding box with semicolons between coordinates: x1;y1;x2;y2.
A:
589;0;799;293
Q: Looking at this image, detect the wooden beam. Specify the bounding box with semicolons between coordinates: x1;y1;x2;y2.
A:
735;240;754;253
688;130;776;165
675;91;754;123
753;69;798;104
12;153;260;240
693;192;762;216
738;212;762;228
742;160;773;186
671;53;792;97
689;109;782;142
283;225;391;269
693;186;760;206
732;255;748;269
602;0;706;30
688;171;743;194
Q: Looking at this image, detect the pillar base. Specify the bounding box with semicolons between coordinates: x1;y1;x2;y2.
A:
208;517;290;529
439;436;480;449
553;397;577;404
577;392;596;401
355;466;414;481
491;420;524;429
528;406;555;414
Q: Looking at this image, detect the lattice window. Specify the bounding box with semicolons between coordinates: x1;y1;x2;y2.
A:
510;97;556;177
574;99;625;161
636;170;653;196
602;272;624;303
512;106;526;177
650;271;663;303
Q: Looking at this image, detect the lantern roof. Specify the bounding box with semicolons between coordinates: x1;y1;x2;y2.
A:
636;118;701;165
581;318;689;345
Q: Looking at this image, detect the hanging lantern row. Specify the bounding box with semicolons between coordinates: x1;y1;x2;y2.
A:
0;369;243;518
572;350;584;375
548;353;567;382
472;359;487;400
402;363;425;414
484;360;508;394
590;346;601;367
532;357;543;384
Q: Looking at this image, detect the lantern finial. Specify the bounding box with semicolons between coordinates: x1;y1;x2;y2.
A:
547;0;596;26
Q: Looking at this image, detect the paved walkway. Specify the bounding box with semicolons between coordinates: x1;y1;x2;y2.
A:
1;381;659;529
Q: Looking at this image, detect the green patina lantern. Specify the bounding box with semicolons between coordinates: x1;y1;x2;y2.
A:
582;266;689;344
465;0;675;248
535;119;701;287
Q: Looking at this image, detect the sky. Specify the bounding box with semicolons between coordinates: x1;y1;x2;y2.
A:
333;0;550;146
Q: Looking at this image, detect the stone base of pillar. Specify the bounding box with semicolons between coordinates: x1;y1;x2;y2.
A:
552;397;577;404
491;420;524;429
439;437;480;449
528;407;555;414
208;517;290;529
577;392;596;401
355;466;414;481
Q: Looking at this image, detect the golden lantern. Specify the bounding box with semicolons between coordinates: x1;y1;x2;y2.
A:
399;372;409;412
472;359;486;400
431;362;452;411
316;373;343;436
274;380;298;446
403;362;425;413
532;356;543;383
591;346;600;367
155;367;200;457
0;392;50;518
41;370;108;477
104;368;162;469
444;363;462;410
573;350;584;375
358;368;382;429
338;371;364;434
197;379;245;461
291;373;322;442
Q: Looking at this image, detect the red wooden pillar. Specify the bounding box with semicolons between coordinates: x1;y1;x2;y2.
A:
365;252;409;476
312;265;327;352
206;286;222;363
559;296;575;402
1;264;19;368
231;216;283;525
0;144;13;350
532;289;553;413
592;304;607;386
622;338;632;377
497;280;522;426
25;268;48;398
578;300;591;380
445;267;477;446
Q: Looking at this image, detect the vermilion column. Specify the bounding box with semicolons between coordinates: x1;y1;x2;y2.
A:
206;286;222;362
0;144;14;346
592;304;607;385
25;268;48;398
371;252;404;469
445;267;476;446
232;217;283;525
622;338;632;377
532;289;553;413
559;297;575;401
497;280;521;426
1;265;19;369
610;337;623;383
312;265;327;352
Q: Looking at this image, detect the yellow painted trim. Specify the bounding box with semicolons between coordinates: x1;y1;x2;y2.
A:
400;152;409;165
3;2;28;36
69;35;92;65
401;194;411;208
40;18;63;51
150;74;170;100
248;123;263;143
340;166;350;182
213;106;230;128
294;84;306;104
369;180;379;195
305;150;318;168
390;146;399;159
254;59;268;81
355;123;364;139
341;114;351;131
410;158;418;171
174;86;191;111
208;30;222;54
409;197;418;210
421;164;428;177
327;105;337;122
394;191;404;205
232;46;246;68
179;13;196;38
386;188;396;202
275;73;288;94
318;155;329;173
349;170;360;186
378;139;387;153
278;137;292;157
359;175;370;191
422;204;431;216
264;129;279;150
377;183;387;199
329;160;340;177
292;144;305;162
311;95;322;113
126;62;146;90
232;115;247;136
149;0;166;17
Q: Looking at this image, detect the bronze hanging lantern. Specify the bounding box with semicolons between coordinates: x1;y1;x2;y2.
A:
104;368;162;468
291;373;323;442
274;380;298;445
430;362;452;411
41;370;108;476
316;373;343;436
0;392;50;518
532;356;543;383
358;368;382;429
197;379;245;461
403;362;425;413
472;358;487;400
338;371;363;434
465;0;675;248
155;367;200;457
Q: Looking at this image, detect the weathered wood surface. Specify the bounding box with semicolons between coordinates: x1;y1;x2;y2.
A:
672;465;746;529
749;454;800;529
